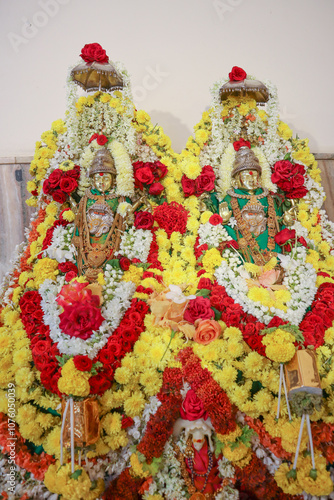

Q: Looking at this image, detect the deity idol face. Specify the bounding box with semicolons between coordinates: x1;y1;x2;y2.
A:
93;173;114;193
237;169;261;191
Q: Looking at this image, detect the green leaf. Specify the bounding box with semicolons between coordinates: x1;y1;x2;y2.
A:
211;306;222;321
90;480;97;490
196;288;211;297
70;469;83;480
56;354;71;367
142;456;163;475
105;259;121;270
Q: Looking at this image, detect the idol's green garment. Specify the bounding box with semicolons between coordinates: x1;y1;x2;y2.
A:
219;188;284;255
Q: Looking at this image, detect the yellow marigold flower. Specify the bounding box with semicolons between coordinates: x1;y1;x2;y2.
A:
130;453;150;478
3;309;20;327
258;110;268;122
0;332;13;356
202;248;222;272
187;217;200;232
277;121;293;140
253;388;273;411
57;359;91;397
247;287;271;307
296;455;333;496
243;351;265;374
114;366;132;385
223;326;243;342
13;347;32;366
102;412;122;435
123;391;146;417
318;240;330;256
122;265;144;286
217;426;242;445
182;158;201;180
274;289;291;303
306;249;320;270
214;365;238;388
97;272;106;286
61;209;75;222
16;403;36;426
43;427;62;458
33;258;59;287
262;328;295;363
274;463;303;495
51;119;66;134
99;93;111;103
224;442;249;462
226;339;244;359
195;129;209;145
136;110;150;124
324;327;334;345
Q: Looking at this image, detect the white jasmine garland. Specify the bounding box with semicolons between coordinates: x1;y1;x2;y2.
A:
39;269;136;358
44;224;76;263
215;247;317;326
198;221;232;247
119;227;153;263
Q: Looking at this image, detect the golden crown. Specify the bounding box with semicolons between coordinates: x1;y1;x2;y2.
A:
89;148;116;177
232;147;262;178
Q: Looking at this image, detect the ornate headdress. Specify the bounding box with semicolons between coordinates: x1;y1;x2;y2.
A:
231;147;262;178
89;148;116;177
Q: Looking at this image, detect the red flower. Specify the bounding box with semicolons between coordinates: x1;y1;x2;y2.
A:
196;165;215;195
119;257;131;271
274;228;296;250
80;43;109;64
59;300;104;340
209;214;223;226
180;389;208;421
153;202;189;237
271;160;307;199
184;296;214;324
134;165;155;185
181;175;196;197
229;66;247;81
48;169;62;188
52;190;67;204
96;134;108;146
149;182;164;196
42;179;52;195
121;415;134;429
65;270;75;281
89;373;111;395
89;133;98;143
73;355;93;372
225;240;239;250
59;177;78;194
134;211;154;230
233;138;251;151
58;262;78;274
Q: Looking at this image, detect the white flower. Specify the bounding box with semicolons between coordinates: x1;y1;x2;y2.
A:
165;285;196;304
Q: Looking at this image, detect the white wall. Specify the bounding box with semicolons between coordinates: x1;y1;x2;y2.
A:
0;0;333;155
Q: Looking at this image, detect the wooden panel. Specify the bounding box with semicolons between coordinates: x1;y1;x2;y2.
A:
318;159;334;222
0;163;35;282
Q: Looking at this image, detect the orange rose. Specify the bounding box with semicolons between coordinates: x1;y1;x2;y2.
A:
193;319;222;345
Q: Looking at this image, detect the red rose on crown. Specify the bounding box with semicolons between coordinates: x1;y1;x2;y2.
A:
80;43;109;64
233;138;251;151
229;66;247;81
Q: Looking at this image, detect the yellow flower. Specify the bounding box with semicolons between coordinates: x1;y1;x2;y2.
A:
15;367;35;388
238;103;249;116
123;391;146;417
33;258;59;287
202;248;223;272
100;93;111;103
247;287;271;307
62;209;75;222
43;427;62;457
223;442;250;461
274;463;303;495
57;359;91;397
277;121;293;140
122;265;144;286
102;412;122;435
114;366;132;385
136;110;150;124
130;453;149;478
262;328;295;363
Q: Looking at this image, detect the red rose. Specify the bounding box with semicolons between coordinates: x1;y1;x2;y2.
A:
121;416;134;429
119;257;131;271
198;277;212;290
58;262;78;274
271;160;307;199
65;271;77;282
181;175;196;197
180;389;208;421
52;190;67;204
98;348;115;365
149;182;164;196
287;186;308;199
89;373;111;395
32;340;51;357
195;165;215;195
134;211;154;230
20;291;41;313
89;133;98;143
229;66;247;81
274;228;296;247
73;355;93;372
59;300;104;340
80;43;109;64
152;161;167;180
298;236;308;248
209;214;223;226
183;296;214;324
233;139;251;151
59;177;78;194
271;160;294;182
267;316;287;328
48;169;62;188
42;179;52;195
135;166;155;185
96;134;108;146
225;240;239;250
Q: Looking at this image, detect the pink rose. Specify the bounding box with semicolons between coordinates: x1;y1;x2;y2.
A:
183;296;214;324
